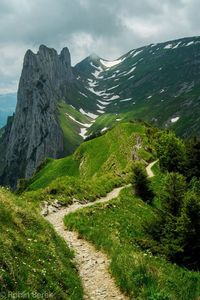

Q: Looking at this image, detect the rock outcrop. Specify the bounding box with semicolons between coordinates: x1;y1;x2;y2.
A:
0;45;75;188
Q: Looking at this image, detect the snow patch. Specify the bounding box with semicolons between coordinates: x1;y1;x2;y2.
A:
88;79;98;88
132;49;143;58
101;127;108;133
171;117;180;123
90;61;98;69
100;58;123;68
120;98;132;102
87;86;111;97
186;41;194;47
147;95;152;99
164;43;173;49
128;75;135;80
97;104;105;110
107;85;119;91
79;108;98;119
160;89;165;94
125;66;136;76
98;100;110;106
97;110;105;114
79;128;88;139
116;118;121;121
107;95;120;101
79;91;88;98
173;42;182;49
65;113;91;127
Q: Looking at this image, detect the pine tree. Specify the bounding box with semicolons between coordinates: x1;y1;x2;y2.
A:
186;137;200;180
160;172;186;217
176;192;200;269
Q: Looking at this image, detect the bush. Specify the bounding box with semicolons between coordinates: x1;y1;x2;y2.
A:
185;137;200;180
131;161;154;203
156;131;186;174
159;172;186;217
176;192;200;269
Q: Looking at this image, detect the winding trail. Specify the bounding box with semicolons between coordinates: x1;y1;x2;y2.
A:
46;186;128;300
45;162;156;299
146;160;158;178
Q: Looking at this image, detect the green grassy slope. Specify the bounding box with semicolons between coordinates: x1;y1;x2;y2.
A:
64;187;200;300
0;188;83;299
26;121;155;191
58;100;91;155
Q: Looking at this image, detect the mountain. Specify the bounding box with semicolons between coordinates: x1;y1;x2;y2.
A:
0;46;90;187
0;93;16;128
1;36;200;187
74;36;200;137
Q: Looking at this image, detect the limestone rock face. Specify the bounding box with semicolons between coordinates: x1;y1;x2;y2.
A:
0;45;74;187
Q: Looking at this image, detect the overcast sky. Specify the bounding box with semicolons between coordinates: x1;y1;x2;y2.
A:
0;0;199;94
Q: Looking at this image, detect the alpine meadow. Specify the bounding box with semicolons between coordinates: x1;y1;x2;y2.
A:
0;1;200;299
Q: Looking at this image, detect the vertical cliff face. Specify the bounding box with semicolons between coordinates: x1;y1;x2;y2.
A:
0;45;75;187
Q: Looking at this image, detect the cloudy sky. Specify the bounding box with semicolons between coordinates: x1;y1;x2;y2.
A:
0;0;199;94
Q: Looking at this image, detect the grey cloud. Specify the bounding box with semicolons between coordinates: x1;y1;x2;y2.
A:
0;0;199;93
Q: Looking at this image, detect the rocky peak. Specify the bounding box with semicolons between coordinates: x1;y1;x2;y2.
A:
0;45;75;188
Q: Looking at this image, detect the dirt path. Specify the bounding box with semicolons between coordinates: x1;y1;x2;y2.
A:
46;186;128;300
45;162;156;299
146;160;158;178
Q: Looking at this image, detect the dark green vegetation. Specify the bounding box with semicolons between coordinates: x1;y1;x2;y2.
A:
131;161;154;203
0;188;83;299
146;132;200;270
147;171;200;271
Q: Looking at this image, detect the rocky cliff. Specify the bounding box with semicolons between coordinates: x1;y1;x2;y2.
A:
1;36;200;188
0;45;75;187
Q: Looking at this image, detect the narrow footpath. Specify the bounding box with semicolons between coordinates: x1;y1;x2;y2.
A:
45;162;157;299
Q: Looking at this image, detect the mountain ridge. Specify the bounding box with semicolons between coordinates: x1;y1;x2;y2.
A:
1;35;200;187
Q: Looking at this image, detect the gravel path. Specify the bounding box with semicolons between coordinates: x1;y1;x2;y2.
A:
46;186;128;300
146;160;158;178
45;162;156;299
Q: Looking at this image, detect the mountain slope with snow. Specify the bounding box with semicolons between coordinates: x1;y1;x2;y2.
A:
74;36;200;137
1;36;200;187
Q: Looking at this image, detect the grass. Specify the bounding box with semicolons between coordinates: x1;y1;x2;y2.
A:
0;188;83;299
86;113;123;135
64;187;200;300
23;173;124;206
26;155;80;191
25;121;155;192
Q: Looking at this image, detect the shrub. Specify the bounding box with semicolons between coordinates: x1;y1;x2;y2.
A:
131;161;154;203
156;131;186;174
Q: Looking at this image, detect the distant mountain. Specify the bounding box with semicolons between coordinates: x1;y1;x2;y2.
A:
0;93;16;128
1;36;200;187
74;36;200;137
